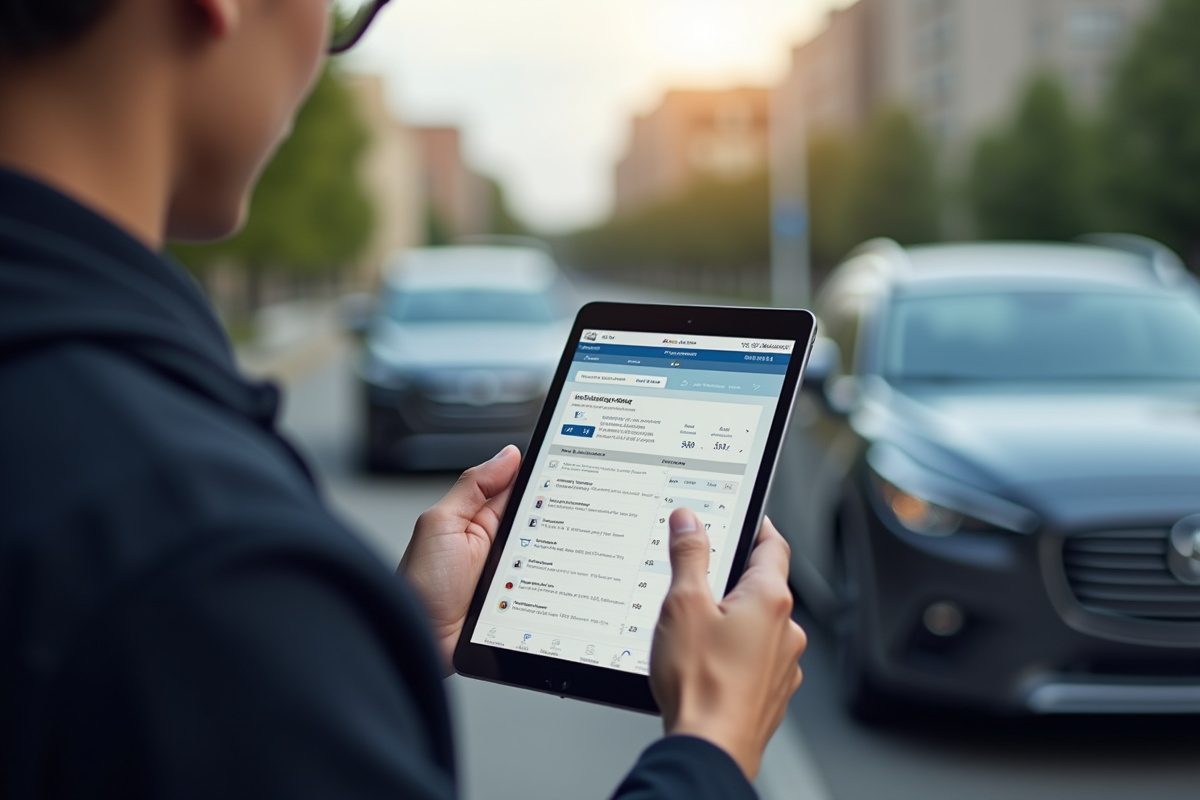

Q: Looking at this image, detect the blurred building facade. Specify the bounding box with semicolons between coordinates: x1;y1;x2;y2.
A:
412;126;493;240
614;87;769;216
345;74;426;283
780;0;1157;149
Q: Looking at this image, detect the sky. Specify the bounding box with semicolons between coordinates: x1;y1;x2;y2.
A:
344;0;851;234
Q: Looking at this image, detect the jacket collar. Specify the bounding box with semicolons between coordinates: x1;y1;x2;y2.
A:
0;165;285;432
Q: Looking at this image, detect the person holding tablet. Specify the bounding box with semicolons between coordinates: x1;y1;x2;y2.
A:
0;1;807;798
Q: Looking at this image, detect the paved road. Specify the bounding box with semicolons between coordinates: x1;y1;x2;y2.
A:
789;615;1200;799
274;292;1199;800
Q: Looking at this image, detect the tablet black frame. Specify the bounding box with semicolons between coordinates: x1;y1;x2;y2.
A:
453;302;817;714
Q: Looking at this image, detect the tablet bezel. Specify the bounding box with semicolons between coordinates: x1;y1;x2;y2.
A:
453;302;817;713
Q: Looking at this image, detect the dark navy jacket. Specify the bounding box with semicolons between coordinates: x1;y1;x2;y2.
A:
0;167;756;800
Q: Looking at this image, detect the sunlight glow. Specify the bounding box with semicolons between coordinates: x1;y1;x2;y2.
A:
656;0;754;80
347;0;849;230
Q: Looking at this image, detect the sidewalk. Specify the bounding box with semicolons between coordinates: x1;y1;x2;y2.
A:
235;299;349;383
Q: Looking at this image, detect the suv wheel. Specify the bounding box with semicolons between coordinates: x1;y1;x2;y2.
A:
833;519;895;722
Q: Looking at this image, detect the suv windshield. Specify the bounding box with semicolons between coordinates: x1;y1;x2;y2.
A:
385;288;560;324
885;291;1200;381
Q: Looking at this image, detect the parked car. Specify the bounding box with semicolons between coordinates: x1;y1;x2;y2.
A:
351;244;576;471
768;235;1200;718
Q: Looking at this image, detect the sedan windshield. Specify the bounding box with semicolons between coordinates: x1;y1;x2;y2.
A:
386;288;560;324
885;291;1200;381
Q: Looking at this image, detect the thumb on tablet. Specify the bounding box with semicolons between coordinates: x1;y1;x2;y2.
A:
667;508;711;594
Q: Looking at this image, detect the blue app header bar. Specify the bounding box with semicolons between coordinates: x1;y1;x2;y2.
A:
575;343;790;374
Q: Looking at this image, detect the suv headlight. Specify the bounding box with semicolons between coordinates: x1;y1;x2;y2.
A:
876;480;967;536
363;354;412;390
867;444;1038;536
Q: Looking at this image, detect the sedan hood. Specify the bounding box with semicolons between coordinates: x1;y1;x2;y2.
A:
867;383;1200;527
369;319;570;371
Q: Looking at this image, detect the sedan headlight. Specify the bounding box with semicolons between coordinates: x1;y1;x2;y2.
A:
867;444;1039;536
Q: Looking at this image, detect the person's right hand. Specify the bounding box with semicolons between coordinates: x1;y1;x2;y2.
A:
649;508;806;781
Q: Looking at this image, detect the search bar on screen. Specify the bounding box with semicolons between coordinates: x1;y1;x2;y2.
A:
575;371;666;389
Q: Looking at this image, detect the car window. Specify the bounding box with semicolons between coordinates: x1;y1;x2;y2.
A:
885;291;1200;381
385;287;561;324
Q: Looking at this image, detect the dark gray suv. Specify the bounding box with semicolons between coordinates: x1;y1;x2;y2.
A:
768;235;1200;717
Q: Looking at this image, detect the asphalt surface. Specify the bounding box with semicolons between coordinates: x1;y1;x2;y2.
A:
274;294;1200;800
789;617;1200;799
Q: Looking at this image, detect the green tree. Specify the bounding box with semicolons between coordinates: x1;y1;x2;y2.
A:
843;108;940;246
968;75;1093;241
806;132;858;271
485;177;530;236
424;206;454;246
1100;0;1200;267
174;66;374;308
567;170;769;273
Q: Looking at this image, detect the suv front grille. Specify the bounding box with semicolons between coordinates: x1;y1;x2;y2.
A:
1063;530;1200;622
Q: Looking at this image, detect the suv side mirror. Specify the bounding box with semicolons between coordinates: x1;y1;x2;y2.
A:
339;293;377;339
802;338;860;415
802;337;840;397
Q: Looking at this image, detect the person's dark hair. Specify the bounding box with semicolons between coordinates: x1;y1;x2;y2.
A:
0;0;118;60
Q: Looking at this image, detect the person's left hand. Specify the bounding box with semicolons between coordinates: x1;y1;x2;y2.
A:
398;445;522;675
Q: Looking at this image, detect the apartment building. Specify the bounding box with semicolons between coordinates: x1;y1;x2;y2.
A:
614;87;770;216
778;0;1158;151
345;74;426;283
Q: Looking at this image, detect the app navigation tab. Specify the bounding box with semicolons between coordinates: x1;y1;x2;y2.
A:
576;371;667;388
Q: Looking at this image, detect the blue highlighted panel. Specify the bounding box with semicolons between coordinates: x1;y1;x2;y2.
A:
576;343;792;366
561;425;596;438
574;352;787;375
574;343;790;374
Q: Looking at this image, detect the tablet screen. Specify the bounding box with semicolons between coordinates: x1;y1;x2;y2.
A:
468;327;797;675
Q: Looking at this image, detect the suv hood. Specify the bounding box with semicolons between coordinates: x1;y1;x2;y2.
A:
875;383;1200;528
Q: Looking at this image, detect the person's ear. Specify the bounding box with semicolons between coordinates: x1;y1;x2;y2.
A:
188;0;241;40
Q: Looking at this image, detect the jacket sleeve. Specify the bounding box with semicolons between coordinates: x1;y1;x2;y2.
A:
611;736;758;800
48;529;756;800
46;538;458;800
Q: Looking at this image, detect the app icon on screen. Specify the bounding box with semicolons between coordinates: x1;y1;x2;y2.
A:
512;559;523;569
535;497;545;509
527;517;539;528
497;598;511;612
520;538;532;547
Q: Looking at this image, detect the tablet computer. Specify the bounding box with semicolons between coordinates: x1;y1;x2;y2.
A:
453;302;817;713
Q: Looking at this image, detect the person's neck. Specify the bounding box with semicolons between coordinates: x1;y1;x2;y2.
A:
0;55;174;251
